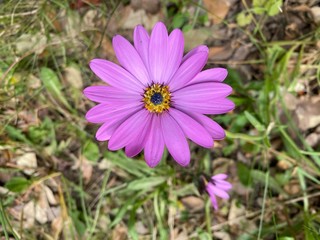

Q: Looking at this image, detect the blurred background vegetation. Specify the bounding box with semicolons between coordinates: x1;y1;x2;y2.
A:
0;0;320;239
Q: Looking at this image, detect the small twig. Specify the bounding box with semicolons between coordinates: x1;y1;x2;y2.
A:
0;8;38;19
208;59;265;65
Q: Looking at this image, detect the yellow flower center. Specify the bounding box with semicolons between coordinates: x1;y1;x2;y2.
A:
143;84;171;113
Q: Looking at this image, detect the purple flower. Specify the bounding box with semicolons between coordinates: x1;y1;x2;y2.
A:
84;22;234;167
206;174;232;210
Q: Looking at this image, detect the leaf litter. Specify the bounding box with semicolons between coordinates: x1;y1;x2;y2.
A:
0;0;319;239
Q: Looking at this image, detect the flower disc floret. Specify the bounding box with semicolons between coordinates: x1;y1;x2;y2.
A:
143;84;171;113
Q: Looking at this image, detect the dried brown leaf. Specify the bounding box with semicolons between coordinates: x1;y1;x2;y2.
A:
203;0;231;24
16;152;37;176
180;196;204;212
112;224;128;240
63;66;83;89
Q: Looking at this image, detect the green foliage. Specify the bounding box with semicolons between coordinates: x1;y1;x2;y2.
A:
253;0;283;16
83;139;100;162
237;0;283;26
5;177;31;193
237;162;284;193
172;13;189;29
40;67;72;110
166;0;208;31
237;162;253;186
236;12;252;27
70;210;87;236
127;177;166;191
244;110;265;132
5;125;33;145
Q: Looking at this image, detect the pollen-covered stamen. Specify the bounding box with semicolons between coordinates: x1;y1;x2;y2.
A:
143;84;171;113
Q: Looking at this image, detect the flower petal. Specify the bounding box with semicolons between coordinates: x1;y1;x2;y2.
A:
181;45;208;64
89;59;143;93
83;86;141;104
108;109;151;151
95;105;141;141
183;112;226;140
161;112;190;166
134;25;150;69
214;181;233;191
187;68;228;85
173;82;233;101
212;174;228;180
85;103;108;123
96;121;118;141
86;103;142;123
125;116;152;157
169;49;208;91
207;184;230;199
169;108;213;148
144;115;165;167
174;98;235;115
113;35;151;86
207;188;219;210
149;22;168;84
162;29;184;84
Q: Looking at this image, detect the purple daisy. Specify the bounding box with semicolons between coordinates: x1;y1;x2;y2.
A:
206;174;232;210
84;22;234;167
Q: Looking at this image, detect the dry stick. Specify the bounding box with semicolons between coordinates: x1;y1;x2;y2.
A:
167;177;175;240
0;8;38;19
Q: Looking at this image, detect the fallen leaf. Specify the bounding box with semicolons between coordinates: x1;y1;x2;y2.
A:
16;152;37;175
23;201;35;228
213;231;231;240
141;0;161;14
203;0;231;24
51;216;63;239
112;224;128;240
82;9;100;30
44;185;57;205
284;180;301;195
283;92;298;110
48;206;61;222
232;44;252;61
311;6;320;24
27;74;42;89
35;184;50;224
228;199;245;226
277;160;292;170
73;157;93;184
63;66;83;89
131;0;142;10
305;133;320;147
296;97;320;131
81;159;93;184
180;196;205;212
35;203;48;224
184;29;210;51
135;221;149;235
120;6;161;30
209;45;234;61
64;10;81;38
15;33;47;55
